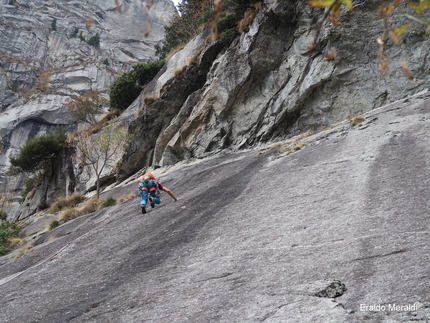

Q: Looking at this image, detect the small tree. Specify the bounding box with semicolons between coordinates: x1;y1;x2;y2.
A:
87;33;100;48
75;124;128;198
9;128;67;174
65;91;107;125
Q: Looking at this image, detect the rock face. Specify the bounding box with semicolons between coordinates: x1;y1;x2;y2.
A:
3;0;430;219
0;0;177;218
0;92;429;322
118;0;430;178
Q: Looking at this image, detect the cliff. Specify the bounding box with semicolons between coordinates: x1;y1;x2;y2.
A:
117;0;430;178
0;0;177;218
0;92;429;322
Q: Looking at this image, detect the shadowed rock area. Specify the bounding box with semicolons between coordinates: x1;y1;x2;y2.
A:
0;93;429;322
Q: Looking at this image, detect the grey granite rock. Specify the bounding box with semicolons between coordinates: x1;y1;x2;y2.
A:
0;92;428;322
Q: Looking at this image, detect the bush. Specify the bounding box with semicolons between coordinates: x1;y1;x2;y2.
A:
48;220;59;230
0;211;7;221
9;128;67;173
101;197;117;208
0;222;21;256
87;33;100;48
51;18;57;31
109;60;164;111
109;72;141;111
11;80;18;92
155;0;258;59
133;60;165;86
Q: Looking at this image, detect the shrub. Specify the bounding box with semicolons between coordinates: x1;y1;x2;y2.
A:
51;18;57;31
101;197;117;208
0;211;7;221
87;33;100;48
0;222;21;256
11;79;18;92
109;60;164;111
109;71;141;111
103;58;109;66
48;220;59;230
9;128;67;174
155;0;258;59
133;60;165;86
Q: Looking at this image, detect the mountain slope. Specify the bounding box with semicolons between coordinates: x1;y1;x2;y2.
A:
0;92;429;322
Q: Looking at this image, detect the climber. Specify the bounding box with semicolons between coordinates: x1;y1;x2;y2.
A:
141;172;178;202
139;176;160;214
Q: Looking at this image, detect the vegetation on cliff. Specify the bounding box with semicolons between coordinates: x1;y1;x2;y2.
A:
109;60;165;111
155;0;261;59
9;128;67;174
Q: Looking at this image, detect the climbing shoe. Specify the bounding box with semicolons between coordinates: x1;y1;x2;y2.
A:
141;205;146;214
149;196;155;208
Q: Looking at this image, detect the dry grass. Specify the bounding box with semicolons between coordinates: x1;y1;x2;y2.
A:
188;47;204;66
188;54;199;65
14;244;33;259
8;237;24;249
349;115;365;126
80;198;102;214
293;142;307;151
98;109;121;124
165;44;186;62
57;197;108;223
143;94;160;105
48;193;86;213
137;106;144;117
238;8;257;33
33;70;52;93
174;66;187;76
68;109;122;138
60;208;83;222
